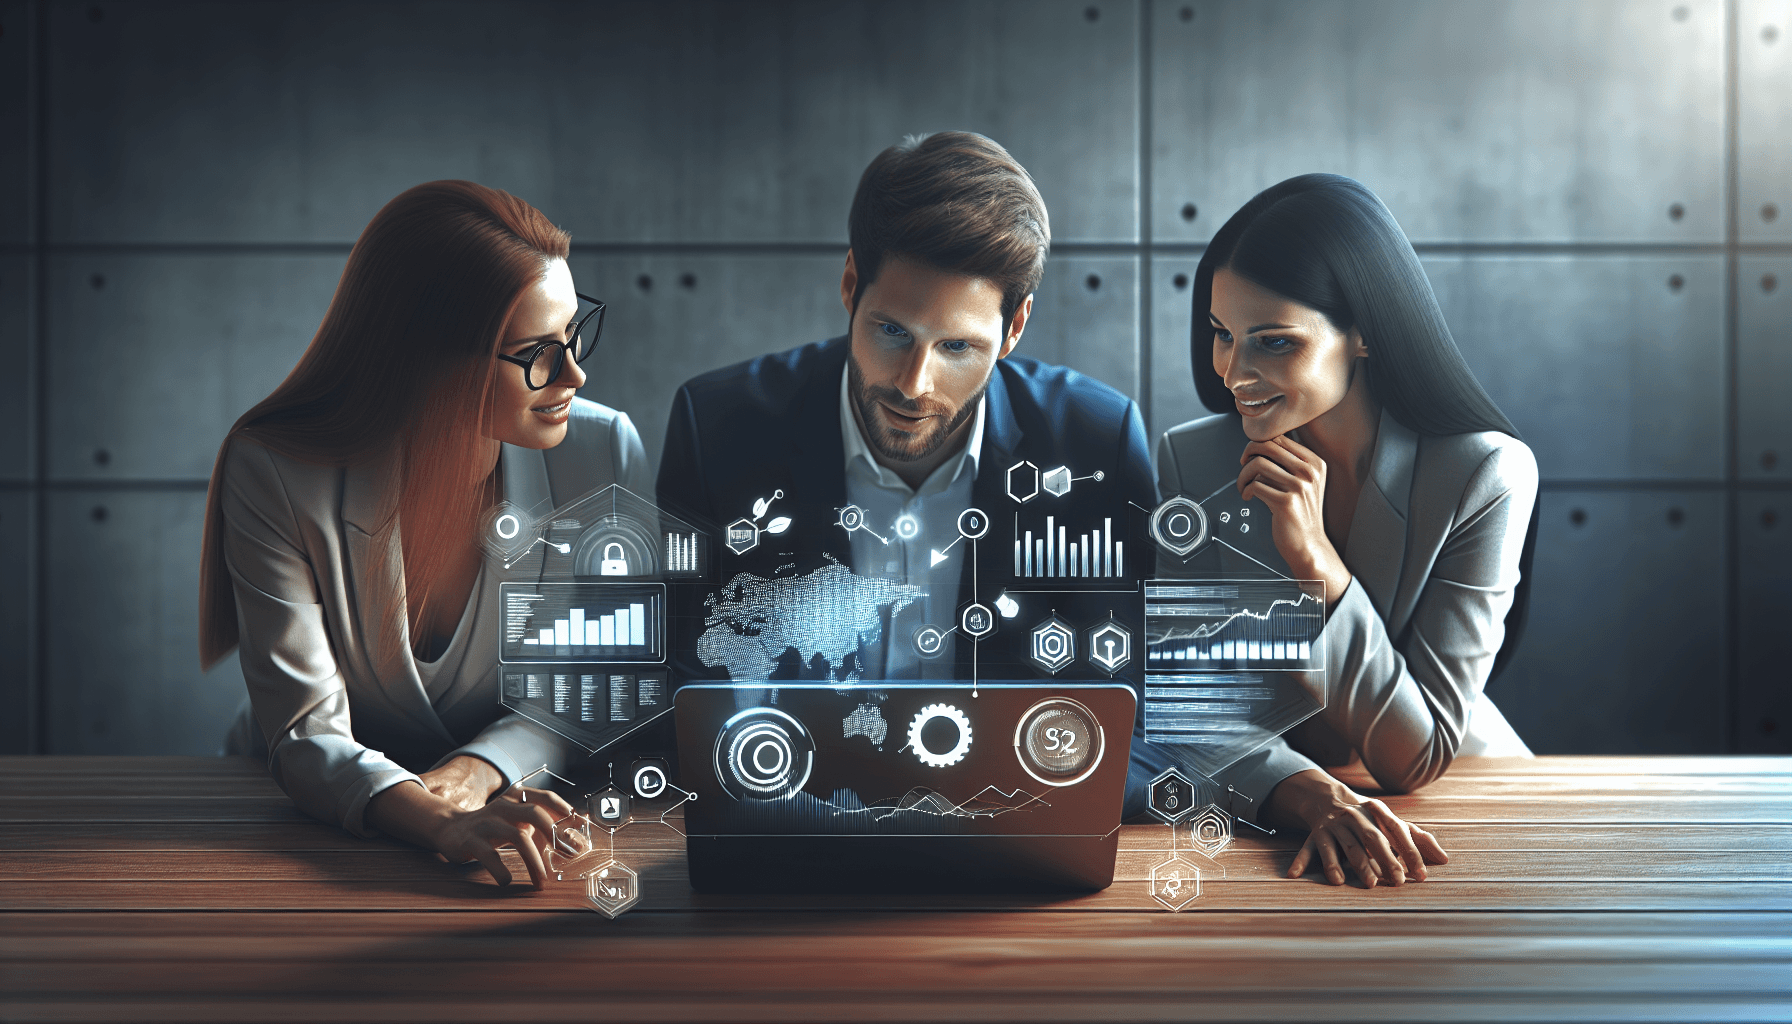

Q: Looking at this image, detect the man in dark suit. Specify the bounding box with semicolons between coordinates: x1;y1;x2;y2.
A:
657;132;1153;696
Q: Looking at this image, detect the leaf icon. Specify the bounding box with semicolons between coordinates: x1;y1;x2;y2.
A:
752;498;769;518
765;516;792;535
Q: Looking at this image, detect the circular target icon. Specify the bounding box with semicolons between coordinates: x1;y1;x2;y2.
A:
894;514;921;541
1150;496;1210;557
956;507;990;540
714;707;814;800
838;505;865;531
912;624;947;660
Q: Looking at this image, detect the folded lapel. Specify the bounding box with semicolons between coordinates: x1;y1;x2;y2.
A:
1343;409;1416;621
785;345;852;552
955;367;1021;678
339;447;457;745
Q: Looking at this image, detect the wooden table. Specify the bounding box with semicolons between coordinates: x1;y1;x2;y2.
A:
2;755;1788;1021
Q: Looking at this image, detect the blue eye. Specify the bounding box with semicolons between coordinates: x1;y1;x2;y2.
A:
1257;336;1294;353
878;322;908;339
1212;327;1233;344
942;339;970;353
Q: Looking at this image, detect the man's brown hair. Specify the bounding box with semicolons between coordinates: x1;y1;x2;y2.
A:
847;131;1050;333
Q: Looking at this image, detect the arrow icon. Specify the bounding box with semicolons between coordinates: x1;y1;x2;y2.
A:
930;548;949;568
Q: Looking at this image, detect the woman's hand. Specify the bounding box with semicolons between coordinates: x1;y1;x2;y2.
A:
366;779;574;890
1237;435;1351;606
1264;769;1448;888
420;755;504;812
430;786;574;889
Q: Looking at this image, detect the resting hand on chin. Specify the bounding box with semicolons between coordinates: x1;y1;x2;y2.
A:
1237;434;1353;609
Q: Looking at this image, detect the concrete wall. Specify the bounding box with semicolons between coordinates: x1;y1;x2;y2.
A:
2;0;1787;755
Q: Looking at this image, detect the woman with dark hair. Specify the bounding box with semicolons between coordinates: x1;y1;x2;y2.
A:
199;181;651;887
1154;173;1538;889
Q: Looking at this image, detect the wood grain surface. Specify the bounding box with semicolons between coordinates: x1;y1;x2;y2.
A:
2;756;1788;1022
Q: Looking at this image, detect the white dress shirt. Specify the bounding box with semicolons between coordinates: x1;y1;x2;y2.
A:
839;365;985;679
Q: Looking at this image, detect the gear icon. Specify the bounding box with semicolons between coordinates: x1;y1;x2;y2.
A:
907;703;973;767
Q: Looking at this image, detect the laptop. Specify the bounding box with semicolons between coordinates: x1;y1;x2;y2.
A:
674;681;1136;893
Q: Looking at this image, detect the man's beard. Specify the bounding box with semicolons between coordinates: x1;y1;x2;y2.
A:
847;351;987;465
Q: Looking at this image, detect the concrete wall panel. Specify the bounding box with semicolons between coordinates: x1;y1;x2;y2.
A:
1740;0;1792;243
1737;490;1792;753
50;0;1137;246
1490;489;1725;754
1739;256;1792;481
44;489;246;755
1425;255;1725;481
46;254;339;481
1152;0;1726;244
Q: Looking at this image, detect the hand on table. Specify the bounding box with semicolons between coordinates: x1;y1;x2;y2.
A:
1265;769;1448;889
420;755;504;812
366;767;574;890
432;785;574;889
1237;435;1352;607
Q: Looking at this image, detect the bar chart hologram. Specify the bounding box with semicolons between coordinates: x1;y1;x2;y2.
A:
1013;515;1124;580
500;582;667;663
665;531;699;573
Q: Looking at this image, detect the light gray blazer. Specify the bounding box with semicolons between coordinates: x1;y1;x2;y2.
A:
219;399;651;836
1156;409;1535;819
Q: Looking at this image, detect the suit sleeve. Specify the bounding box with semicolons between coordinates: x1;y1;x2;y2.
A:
655;384;712;527
1316;442;1538;793
611;409;654;497
218;440;423;837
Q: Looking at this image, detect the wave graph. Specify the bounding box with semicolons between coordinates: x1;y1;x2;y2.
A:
1145;580;1324;667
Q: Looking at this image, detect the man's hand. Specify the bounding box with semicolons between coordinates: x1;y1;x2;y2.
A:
1265;769;1448;888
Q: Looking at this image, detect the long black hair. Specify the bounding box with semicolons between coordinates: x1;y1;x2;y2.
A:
1192;173;1515;437
1191;173;1537;684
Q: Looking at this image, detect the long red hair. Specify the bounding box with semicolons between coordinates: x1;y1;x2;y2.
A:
199;180;570;669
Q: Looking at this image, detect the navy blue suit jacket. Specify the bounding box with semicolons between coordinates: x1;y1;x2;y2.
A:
657;336;1155;684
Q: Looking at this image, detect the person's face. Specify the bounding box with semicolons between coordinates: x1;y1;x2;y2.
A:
840;252;1029;464
1209;267;1366;442
486;258;585;450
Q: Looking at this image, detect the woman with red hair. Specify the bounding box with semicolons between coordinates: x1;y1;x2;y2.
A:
200;181;649;887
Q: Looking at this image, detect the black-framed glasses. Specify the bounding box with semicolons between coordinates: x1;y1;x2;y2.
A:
497;292;606;390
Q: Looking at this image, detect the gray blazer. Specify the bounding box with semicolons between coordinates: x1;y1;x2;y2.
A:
1156;409;1535;820
219;399;651;836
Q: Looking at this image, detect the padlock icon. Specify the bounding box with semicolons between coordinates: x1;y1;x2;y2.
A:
599;542;629;577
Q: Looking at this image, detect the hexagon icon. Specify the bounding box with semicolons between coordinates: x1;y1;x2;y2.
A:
1187;803;1235;858
1149;856;1201;911
1147;767;1196;823
725;517;760;555
1149;496;1209;557
583;859;641;919
479;499;539;565
960;602;996;640
1005;461;1040;503
1028;615;1076;675
547;813;601;880
1042;465;1072;497
1086;618;1132;675
588;787;632;830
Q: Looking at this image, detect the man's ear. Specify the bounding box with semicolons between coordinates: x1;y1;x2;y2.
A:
998;293;1034;360
840;250;859;320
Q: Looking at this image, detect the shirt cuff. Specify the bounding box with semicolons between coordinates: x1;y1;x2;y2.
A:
1210;741;1320;824
340;767;426;839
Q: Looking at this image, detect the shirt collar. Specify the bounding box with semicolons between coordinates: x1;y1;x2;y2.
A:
839;362;985;494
